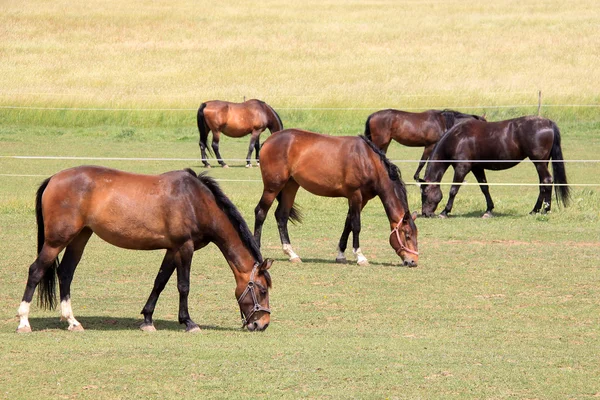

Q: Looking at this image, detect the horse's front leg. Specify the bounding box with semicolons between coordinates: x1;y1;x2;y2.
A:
349;194;368;266
211;131;228;168
174;242;199;332
471;167;495;218
414;144;436;181
439;165;470;218
140;250;177;332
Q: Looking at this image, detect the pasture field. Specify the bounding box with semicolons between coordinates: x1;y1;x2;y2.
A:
1;0;600;398
1;126;599;399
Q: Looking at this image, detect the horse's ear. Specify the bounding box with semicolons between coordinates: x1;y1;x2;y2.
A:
481;112;487;120
411;211;418;221
260;259;273;271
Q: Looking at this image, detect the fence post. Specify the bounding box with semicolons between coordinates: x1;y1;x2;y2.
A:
537;90;542;116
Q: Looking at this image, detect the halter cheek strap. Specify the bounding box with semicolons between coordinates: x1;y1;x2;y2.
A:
390;222;419;256
237;263;271;328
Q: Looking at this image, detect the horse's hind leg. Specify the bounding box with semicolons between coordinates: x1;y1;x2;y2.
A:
200;137;211;168
57;228;93;331
246;129;264;168
17;244;64;333
471;167;495;218
140;250;177;331
275;181;301;262
211;131;228;168
531;161;553;214
254;188;280;247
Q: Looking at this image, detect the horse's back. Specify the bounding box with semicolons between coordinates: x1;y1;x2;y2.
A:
260;129;375;196
369;109;443;146
42;166;202;250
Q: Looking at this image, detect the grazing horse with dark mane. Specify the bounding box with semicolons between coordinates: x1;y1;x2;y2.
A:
17;166;273;333
253;129;419;267
197;99;284;168
420;116;570;218
364;109;486;181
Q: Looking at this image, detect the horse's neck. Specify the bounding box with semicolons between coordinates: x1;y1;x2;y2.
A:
211;223;257;279
377;181;407;228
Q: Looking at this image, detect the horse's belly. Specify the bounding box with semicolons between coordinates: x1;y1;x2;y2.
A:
90;223;172;250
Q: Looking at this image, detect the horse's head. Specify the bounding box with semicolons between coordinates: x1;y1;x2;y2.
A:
236;259;273;331
389;211;419;267
419;179;443;217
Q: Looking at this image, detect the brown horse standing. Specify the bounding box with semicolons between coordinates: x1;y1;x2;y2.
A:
420;116;571;218
364;109;486;181
253;129;419;267
16;166;272;333
197;99;284;168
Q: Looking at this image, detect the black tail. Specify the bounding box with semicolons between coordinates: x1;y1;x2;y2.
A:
276;192;302;224
266;103;284;133
364;114;373;141
197;103;213;156
36;177;59;310
550;122;570;207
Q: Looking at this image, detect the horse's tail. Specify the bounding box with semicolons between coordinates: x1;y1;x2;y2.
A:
550;122;571;207
197;103;213;156
276;192;302;224
364;114;373;141
265;103;284;133
36;177;59;310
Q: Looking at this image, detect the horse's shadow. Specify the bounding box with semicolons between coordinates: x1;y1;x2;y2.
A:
272;256;407;268
27;317;240;332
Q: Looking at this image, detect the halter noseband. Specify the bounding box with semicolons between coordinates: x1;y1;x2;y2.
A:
390;221;419;256
237;263;271;328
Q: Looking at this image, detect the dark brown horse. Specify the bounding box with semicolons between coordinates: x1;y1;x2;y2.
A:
364;109;486;181
16;166;272;333
253;129;419;267
420;116;571;218
197;99;284;168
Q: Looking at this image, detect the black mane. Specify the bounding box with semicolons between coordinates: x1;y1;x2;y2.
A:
440;109;485;130
358;135;408;208
185;169;263;264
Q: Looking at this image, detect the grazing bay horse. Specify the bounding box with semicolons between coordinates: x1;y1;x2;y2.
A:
364;109;486;181
420;116;571;218
17;166;273;333
197;99;284;168
253;129;419;267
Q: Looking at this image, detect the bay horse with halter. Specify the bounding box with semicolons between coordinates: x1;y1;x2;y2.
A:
364;109;486;181
253;129;419;267
420;116;571;218
17;166;273;333
197;99;284;168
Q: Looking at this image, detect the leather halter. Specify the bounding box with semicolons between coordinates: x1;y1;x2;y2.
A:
237;263;271;328
390;221;419;256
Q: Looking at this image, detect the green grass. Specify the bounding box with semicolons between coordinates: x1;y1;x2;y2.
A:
1;127;599;399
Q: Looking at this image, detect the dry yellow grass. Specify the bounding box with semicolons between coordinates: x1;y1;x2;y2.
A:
1;0;599;110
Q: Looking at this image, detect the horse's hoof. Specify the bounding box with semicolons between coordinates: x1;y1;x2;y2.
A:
140;323;156;332
482;212;493;219
357;260;369;267
16;326;32;334
245;164;252;168
438;213;448;219
222;164;229;169
335;257;347;264
68;324;84;332
289;256;302;263
186;326;201;333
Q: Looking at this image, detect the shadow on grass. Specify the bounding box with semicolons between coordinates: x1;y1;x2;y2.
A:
271;256;407;268
26;317;241;332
